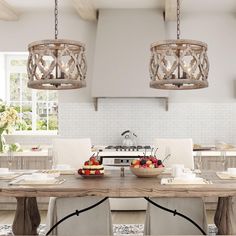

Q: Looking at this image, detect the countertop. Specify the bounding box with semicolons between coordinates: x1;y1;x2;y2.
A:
1;148;236;157
0;149;49;157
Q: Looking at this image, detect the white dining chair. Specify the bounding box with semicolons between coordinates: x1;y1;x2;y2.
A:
144;138;208;235
46;138;113;235
153;138;194;169
52;138;92;168
46;196;113;236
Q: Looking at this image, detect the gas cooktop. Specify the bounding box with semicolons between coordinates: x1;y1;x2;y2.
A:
104;145;151;152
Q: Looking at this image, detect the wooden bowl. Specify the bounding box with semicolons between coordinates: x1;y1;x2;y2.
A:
130;166;165;178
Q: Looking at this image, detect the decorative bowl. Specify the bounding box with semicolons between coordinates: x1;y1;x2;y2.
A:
130;166;165;178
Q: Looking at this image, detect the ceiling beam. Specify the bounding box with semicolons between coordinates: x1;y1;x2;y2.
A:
0;0;18;21
164;0;177;21
72;0;97;21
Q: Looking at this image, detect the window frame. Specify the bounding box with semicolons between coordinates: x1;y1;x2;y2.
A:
5;53;58;135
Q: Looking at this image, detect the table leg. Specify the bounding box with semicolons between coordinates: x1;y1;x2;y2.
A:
214;197;236;235
12;197;41;235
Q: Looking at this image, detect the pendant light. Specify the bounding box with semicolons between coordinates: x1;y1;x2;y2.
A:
149;0;209;90
27;0;87;90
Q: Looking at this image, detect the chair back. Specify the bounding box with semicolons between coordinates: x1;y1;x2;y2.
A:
47;197;113;235
153;138;194;169
52;138;92;168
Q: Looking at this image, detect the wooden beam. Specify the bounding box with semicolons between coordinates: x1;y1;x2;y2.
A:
164;0;177;21
72;0;97;21
0;0;18;21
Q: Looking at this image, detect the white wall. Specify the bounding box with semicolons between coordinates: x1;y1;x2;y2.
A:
0;54;5;101
1;9;236;145
165;12;236;102
92;9;168;98
1;10;236;103
58;10;236;145
0;9;97;102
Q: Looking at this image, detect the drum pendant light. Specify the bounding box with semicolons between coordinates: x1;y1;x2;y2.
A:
149;0;209;90
27;0;87;90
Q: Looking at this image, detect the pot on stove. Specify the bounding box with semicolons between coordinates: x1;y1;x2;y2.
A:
121;130;137;146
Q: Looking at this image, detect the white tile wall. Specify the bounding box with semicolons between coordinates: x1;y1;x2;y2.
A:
58;99;236;145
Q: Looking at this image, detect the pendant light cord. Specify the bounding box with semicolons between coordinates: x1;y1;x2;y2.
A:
177;0;180;39
55;0;58;40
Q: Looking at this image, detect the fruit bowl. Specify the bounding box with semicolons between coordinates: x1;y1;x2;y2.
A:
130;166;165;178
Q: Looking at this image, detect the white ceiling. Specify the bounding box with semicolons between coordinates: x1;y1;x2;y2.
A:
5;0;236;13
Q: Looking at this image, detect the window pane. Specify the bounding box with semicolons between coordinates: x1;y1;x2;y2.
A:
36;102;47;130
21;103;32;130
37;91;48;101
48;102;58;130
9;73;20;101
6;55;58;132
22;73;32;101
9;102;21;131
10;59;27;67
49;91;58;101
9;102;21;113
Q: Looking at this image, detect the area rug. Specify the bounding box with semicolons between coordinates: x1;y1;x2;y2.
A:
0;223;217;235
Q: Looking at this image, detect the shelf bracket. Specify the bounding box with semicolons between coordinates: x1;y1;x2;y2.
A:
161;97;169;111
93;97;98;111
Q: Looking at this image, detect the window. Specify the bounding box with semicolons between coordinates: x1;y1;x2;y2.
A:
5;54;58;133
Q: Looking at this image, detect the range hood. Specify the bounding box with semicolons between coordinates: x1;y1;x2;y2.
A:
92;9;169;99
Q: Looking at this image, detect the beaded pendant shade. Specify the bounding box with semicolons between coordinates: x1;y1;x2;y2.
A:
150;0;209;90
27;0;87;90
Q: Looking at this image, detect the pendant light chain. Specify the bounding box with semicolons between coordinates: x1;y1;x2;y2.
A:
177;0;180;39
55;0;58;40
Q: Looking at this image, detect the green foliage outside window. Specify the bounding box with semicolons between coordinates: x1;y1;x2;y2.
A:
7;56;58;132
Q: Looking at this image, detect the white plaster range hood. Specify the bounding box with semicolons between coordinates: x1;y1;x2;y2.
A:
92;9;169;110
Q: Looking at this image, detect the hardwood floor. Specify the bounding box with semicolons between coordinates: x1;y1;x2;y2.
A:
0;210;215;225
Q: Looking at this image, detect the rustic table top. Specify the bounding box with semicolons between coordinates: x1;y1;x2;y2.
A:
0;170;236;198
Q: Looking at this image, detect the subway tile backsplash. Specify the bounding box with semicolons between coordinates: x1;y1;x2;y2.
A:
58;99;236;145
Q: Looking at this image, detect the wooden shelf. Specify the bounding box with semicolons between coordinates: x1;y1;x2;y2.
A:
93;97;169;112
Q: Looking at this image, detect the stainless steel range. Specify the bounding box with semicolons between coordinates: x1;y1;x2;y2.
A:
105;145;151;152
98;145;152;167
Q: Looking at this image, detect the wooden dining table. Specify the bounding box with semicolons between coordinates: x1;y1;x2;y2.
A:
0;170;236;235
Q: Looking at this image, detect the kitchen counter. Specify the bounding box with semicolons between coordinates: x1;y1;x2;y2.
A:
0;148;236;157
193;150;236;156
100;149;236;157
0;149;48;157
